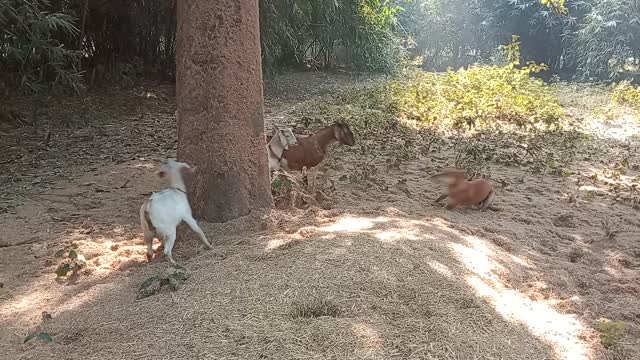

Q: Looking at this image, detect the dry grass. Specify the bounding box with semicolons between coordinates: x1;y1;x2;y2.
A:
0;74;639;360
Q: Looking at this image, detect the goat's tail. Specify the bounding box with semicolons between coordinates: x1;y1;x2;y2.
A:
140;201;155;233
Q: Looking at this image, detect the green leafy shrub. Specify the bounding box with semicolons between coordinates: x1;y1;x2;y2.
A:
330;36;564;130
612;81;640;112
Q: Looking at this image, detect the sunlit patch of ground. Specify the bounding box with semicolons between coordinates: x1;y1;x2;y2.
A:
265;213;596;358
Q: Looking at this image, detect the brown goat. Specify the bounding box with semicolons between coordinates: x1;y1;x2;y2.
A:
430;168;497;210
276;122;355;171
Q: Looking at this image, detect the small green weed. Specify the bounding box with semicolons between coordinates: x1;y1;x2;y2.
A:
54;248;85;279
598;320;627;348
23;331;52;344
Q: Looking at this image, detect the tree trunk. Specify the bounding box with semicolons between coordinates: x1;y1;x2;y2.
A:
176;0;272;223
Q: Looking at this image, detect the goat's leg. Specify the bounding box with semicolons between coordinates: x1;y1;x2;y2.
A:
183;216;212;249
139;203;155;262
143;231;155;262
162;231;177;264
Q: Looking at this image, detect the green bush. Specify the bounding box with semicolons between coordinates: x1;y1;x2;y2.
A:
330;36;565;130
335;69;563;131
612;81;640;112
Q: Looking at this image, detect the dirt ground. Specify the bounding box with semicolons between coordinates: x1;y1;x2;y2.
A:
0;72;639;360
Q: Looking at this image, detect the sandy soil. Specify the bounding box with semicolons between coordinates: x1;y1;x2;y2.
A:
0;73;639;360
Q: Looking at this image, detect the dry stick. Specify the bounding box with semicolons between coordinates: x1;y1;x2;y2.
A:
28;194;79;206
30;191;90;197
120;179;131;189
0;237;39;248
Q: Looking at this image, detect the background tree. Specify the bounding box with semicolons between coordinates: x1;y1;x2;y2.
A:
2;0;640;96
175;0;272;223
0;0;84;95
573;0;640;80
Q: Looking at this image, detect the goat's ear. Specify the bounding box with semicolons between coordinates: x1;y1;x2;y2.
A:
277;132;290;150
156;170;167;178
180;164;196;175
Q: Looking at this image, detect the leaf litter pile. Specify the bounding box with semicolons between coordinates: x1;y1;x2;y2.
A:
0;73;639;359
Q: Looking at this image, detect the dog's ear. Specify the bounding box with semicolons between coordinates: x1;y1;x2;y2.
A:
430;172;458;185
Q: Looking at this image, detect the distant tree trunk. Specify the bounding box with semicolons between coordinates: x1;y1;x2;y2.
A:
176;0;272;223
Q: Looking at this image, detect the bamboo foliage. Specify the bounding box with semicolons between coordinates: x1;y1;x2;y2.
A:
1;0;639;95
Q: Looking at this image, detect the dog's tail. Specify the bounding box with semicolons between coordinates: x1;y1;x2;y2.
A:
478;190;496;210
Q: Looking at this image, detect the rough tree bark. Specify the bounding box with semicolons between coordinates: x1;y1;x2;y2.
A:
176;0;272;223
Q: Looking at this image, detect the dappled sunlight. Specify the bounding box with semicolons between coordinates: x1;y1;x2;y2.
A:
467;276;590;360
0;277;56;319
427;260;453;278
264;214;440;252
272;212;597;358
265;236;298;251
448;231;593;359
0;273;105;335
316;215;441;244
509;253;534;268
373;228;421;243
321;216;378;233
582;165;640;193
450;242;503;282
586;113;640;142
577;184;604;193
0;224;153;343
603;250;635;277
351;322;384;354
460;234;493;254
62;228;151;275
603;266;623;278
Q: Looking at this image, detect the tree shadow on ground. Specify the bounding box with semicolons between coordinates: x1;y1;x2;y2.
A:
0;210;566;360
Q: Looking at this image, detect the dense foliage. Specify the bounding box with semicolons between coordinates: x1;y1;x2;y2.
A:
1;0;639;94
337;37;564;130
260;0;405;72
612;81;640;112
0;0;84;95
291;37;576;179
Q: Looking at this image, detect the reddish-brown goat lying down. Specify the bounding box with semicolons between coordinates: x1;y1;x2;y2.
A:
267;122;355;171
430;168;497;210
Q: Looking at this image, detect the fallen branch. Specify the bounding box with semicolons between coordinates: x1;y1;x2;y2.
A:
0;237;39;248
